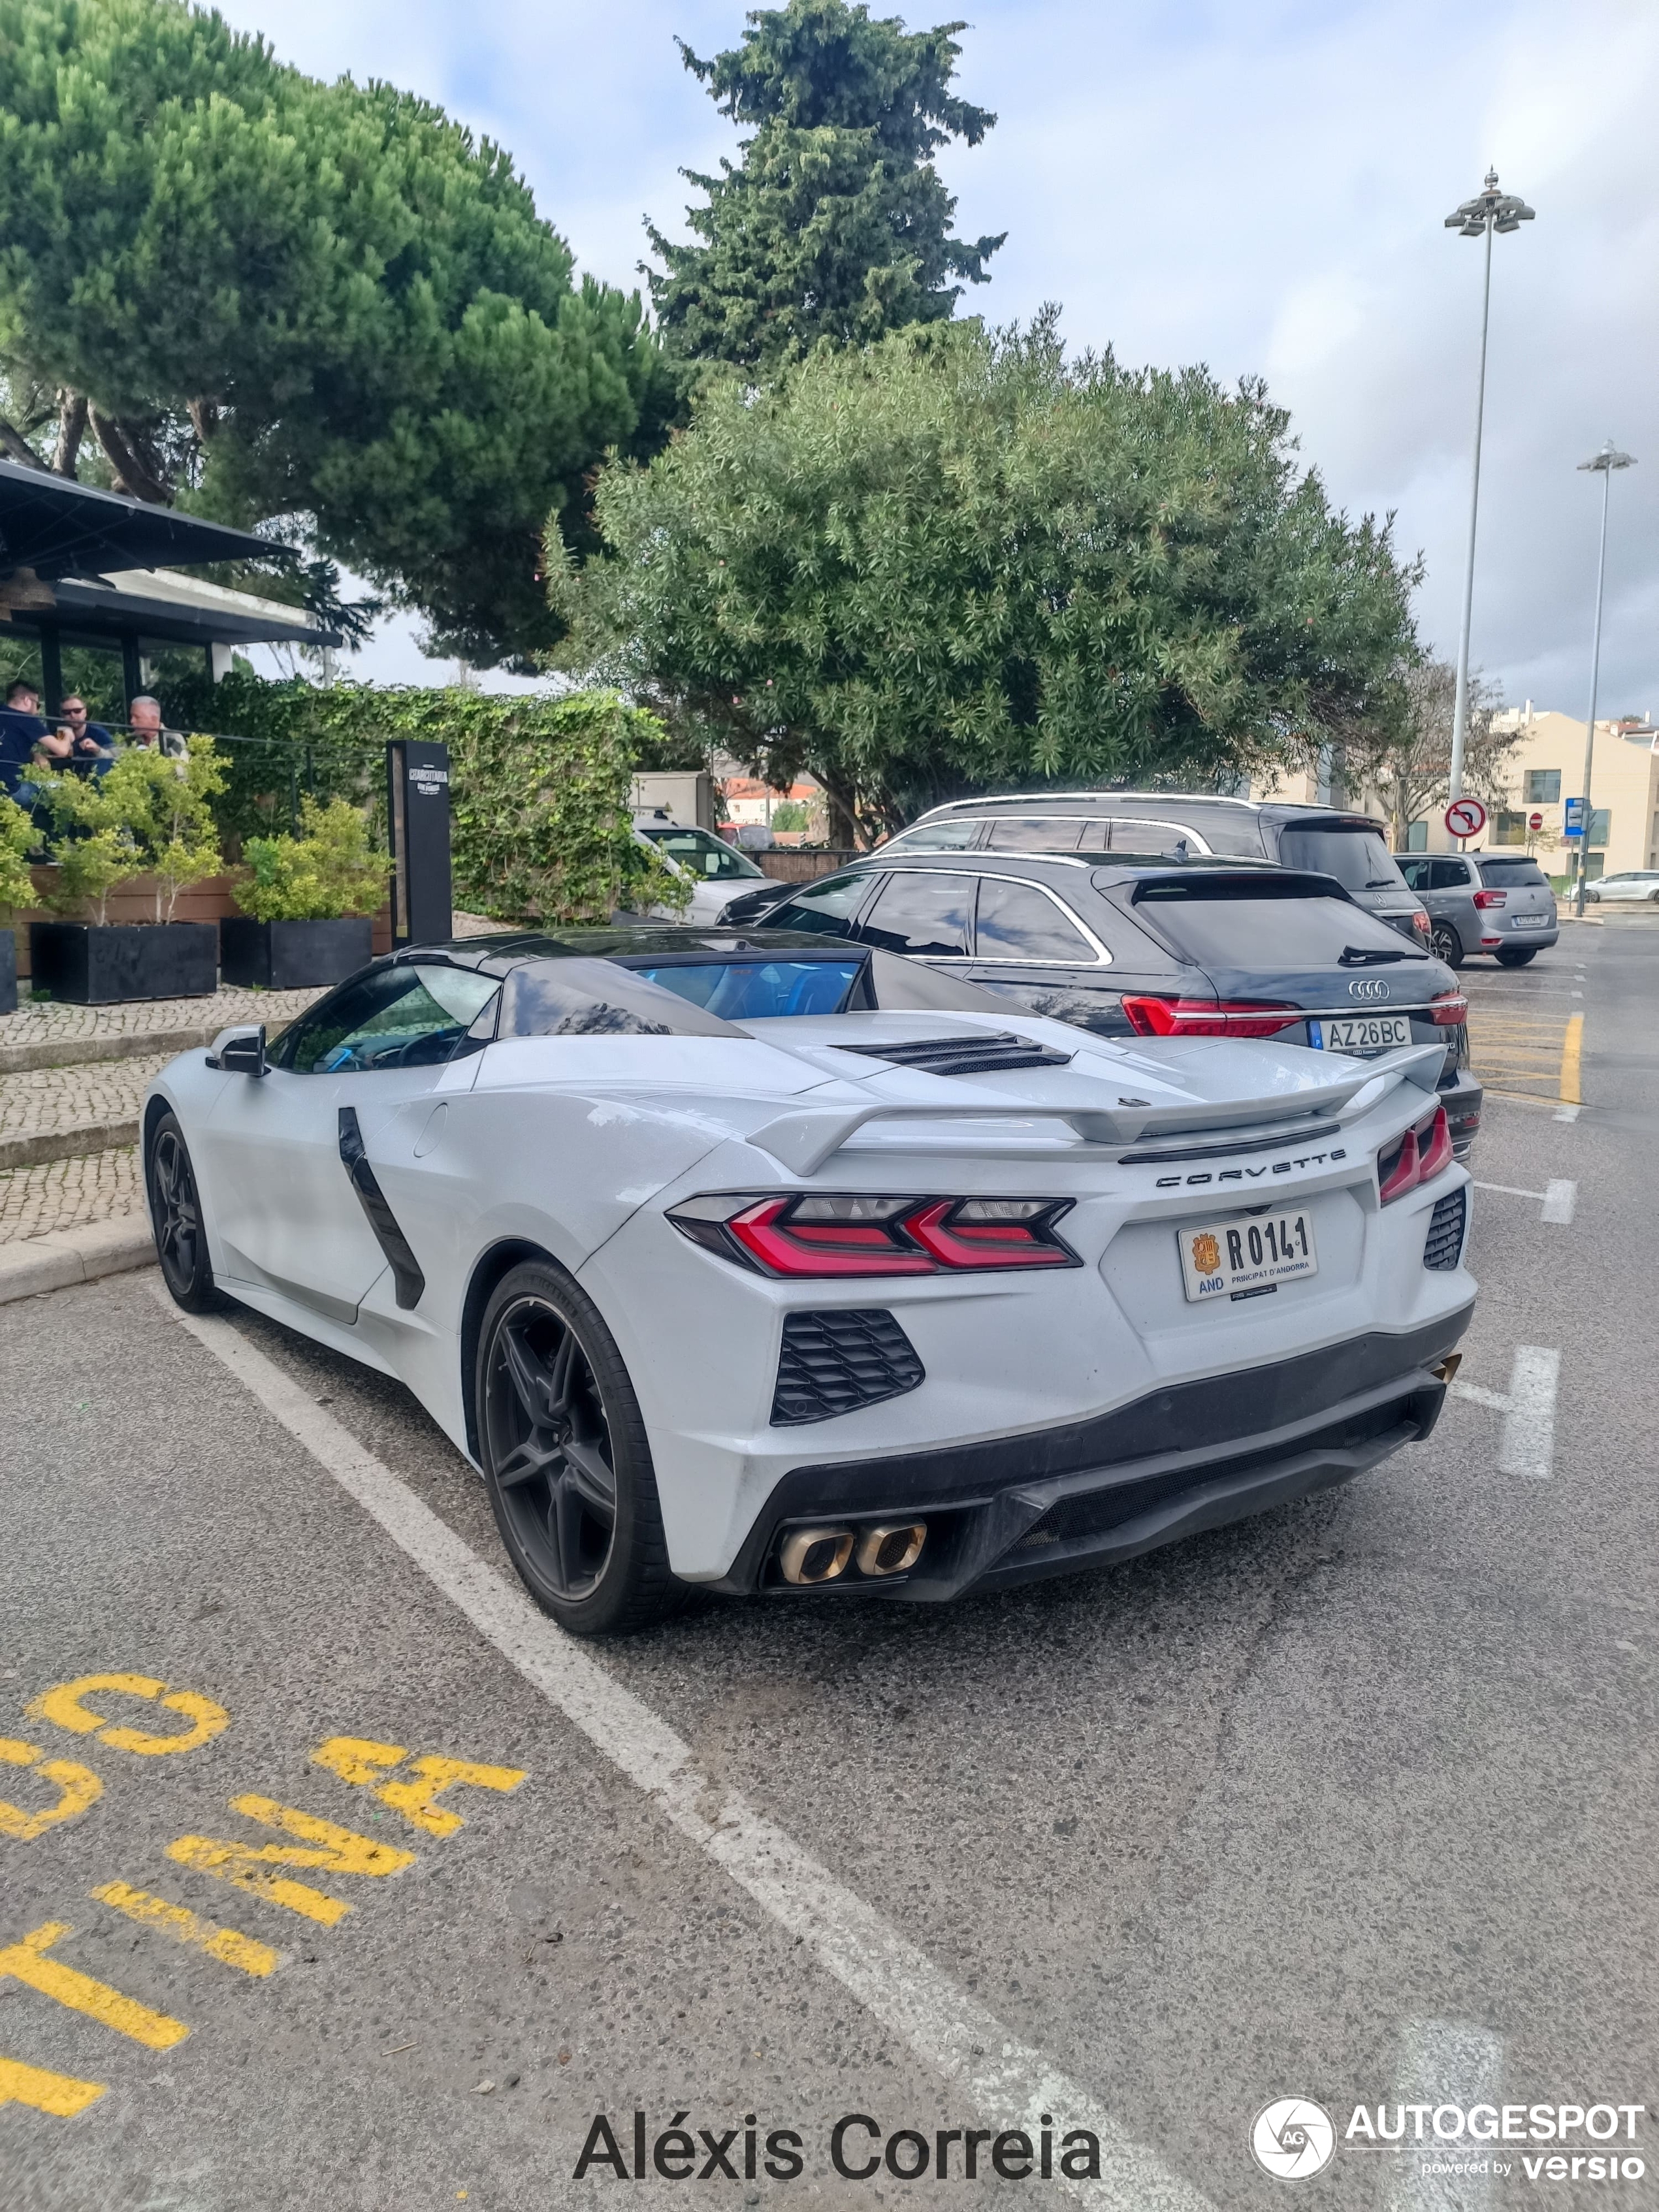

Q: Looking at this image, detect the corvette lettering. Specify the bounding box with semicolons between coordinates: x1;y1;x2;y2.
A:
1155;1148;1347;1188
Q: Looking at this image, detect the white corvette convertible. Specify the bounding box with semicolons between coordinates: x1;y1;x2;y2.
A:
144;929;1475;1634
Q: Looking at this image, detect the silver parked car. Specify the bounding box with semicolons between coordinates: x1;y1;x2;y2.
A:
1583;869;1659;905
1396;852;1558;968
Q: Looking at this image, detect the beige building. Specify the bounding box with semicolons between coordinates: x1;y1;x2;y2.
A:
1471;707;1659;882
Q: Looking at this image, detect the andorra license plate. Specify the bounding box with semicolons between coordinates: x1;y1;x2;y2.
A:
1311;1014;1412;1052
1178;1208;1319;1304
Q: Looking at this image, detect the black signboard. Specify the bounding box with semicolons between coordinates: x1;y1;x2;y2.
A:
387;740;453;947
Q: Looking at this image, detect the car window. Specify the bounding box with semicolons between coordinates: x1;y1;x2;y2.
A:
857;871;974;956
277;964;500;1074
974;876;1099;963
984;816;1084;851
883;820;982;851
1428;859;1472;889
1474;858;1549;886
624;958;863;1019
761;872;873;937
641;827;763;880
1119;803;1264;858
1278;825;1408;892
1397;859;1430;891
1131;882;1428;969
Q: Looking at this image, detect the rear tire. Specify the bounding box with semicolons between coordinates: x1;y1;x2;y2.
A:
475;1260;684;1637
1495;948;1538;967
146;1113;223;1312
1430;921;1464;969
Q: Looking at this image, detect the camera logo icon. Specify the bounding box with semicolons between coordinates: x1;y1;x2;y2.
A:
1251;2098;1336;2181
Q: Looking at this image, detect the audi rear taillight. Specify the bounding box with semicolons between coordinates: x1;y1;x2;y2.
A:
1119;995;1303;1039
1428;990;1468;1025
1377;1104;1454;1206
1473;890;1507;909
666;1192;1079;1275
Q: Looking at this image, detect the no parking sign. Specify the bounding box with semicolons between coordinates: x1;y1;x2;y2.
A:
1445;796;1487;841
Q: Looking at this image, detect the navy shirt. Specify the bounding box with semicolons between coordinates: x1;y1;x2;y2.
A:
0;709;48;795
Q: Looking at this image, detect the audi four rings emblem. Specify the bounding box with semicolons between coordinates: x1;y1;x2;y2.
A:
1347;978;1391;1000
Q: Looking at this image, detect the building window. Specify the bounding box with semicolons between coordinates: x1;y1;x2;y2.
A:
1524;769;1562;803
1492;810;1528;846
1589;808;1611;848
1406;818;1428;851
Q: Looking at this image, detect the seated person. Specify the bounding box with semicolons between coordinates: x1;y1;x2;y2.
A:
0;679;48;796
125;694;187;759
50;696;116;775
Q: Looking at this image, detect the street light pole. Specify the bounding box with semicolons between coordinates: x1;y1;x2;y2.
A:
1573;439;1637;916
1443;169;1535;803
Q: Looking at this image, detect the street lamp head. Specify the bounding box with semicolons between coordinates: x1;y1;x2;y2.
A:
1579;440;1637;473
1444;167;1536;235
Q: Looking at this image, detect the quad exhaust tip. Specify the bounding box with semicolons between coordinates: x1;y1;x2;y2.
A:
777;1522;928;1585
1431;1353;1463;1383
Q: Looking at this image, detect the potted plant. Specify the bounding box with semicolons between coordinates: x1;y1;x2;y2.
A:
29;741;224;1002
222;796;391;988
0;792;39;1016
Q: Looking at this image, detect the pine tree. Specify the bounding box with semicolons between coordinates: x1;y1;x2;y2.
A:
647;0;1004;370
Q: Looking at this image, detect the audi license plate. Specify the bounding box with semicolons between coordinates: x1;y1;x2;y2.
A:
1313;1014;1411;1052
1178;1209;1318;1304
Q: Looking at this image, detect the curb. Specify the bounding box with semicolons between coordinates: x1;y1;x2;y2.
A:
0;1211;156;1304
0;1026;217;1076
0;1119;140;1172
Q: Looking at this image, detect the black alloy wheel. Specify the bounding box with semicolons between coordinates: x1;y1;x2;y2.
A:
146;1113;220;1311
476;1261;681;1635
1430;921;1464;969
1495;947;1538;967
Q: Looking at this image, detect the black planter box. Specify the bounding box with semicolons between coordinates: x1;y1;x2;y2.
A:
219;916;374;991
0;929;15;1017
31;921;217;1004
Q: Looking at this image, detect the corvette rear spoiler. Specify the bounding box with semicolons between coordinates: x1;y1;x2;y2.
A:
748;1043;1445;1175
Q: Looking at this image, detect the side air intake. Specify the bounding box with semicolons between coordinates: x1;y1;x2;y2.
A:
835;1032;1074;1078
771;1309;925;1425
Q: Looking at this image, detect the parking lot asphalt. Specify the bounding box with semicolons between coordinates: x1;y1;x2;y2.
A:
1;928;1654;2211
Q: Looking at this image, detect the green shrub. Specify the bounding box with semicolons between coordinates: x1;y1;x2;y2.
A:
236;797;392;922
0;794;38;916
32;739;226;923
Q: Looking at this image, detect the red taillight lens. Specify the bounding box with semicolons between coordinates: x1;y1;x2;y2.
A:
1472;890;1506;909
669;1193;1079;1275
1428;991;1468;1025
1119;995;1302;1038
1377;1104;1453;1204
1411;910;1432;936
903;1198;1073;1270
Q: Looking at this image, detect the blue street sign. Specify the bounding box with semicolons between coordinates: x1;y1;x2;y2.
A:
1563;796;1585;838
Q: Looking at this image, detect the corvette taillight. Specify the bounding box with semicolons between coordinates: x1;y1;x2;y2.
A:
667;1193;1079;1275
1119;996;1303;1038
1428;990;1468;1025
1377;1104;1454;1206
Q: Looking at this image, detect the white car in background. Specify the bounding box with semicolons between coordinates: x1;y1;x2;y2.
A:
633;812;772;923
1583;869;1659;905
143;929;1476;1636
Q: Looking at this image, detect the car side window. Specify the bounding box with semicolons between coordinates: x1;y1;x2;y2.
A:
984;816;1084;851
1398;859;1430;891
974;877;1100;963
884;820;982;851
857;871;974;956
276;965;500;1073
763;872;874;937
647;827;759;880
1429;859;1472;889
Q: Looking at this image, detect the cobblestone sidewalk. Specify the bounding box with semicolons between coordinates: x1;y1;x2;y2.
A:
0;1149;142;1244
0;1053;170;1144
0;984;322;1050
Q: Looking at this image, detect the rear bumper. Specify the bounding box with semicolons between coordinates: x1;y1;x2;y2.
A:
1437;1066;1483;1158
711;1306;1474;1601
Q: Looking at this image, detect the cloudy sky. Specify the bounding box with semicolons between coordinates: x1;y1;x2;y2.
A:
217;0;1659;724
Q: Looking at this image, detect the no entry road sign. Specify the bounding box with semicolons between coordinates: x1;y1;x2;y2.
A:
1529;811;1544;831
1445;797;1487;841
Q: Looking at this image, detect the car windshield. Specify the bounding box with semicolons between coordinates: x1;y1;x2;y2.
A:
1278;826;1408;893
1475;859;1549;886
1129;880;1428;970
640;826;764;880
623;959;862;1019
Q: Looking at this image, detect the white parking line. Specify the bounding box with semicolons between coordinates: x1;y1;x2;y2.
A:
1378;2017;1504;2211
1471;1180;1577;1225
153;1288;1212;2212
1553;1104;1581;1124
1449;1347;1560;1479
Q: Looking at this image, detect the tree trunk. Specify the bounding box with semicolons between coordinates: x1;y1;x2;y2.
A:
185;397;220;444
0;418;49;471
818;772;860;850
88;408;174;505
52;392;88;478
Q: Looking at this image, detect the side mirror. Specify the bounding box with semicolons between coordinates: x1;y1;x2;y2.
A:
210;1024;266;1077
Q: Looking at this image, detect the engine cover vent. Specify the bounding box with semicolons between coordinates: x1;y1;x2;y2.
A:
771;1309;926;1426
1423;1187;1466;1272
836;1031;1074;1078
